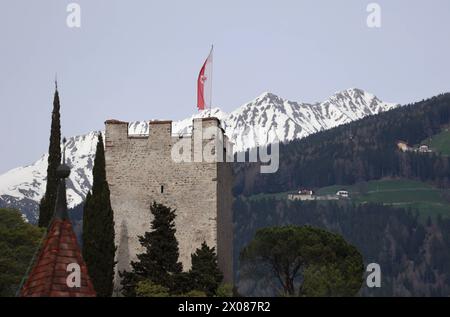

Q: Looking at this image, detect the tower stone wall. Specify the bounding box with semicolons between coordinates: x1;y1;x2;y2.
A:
104;117;233;290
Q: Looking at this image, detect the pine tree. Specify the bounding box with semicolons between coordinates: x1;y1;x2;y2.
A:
38;85;61;227
82;133;116;297
120;202;182;296
189;242;223;296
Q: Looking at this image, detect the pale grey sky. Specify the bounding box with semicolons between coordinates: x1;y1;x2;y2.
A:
1;0;450;173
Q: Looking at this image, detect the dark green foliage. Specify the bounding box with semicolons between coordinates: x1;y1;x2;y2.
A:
119;269;141;297
120;203;224;297
68;203;84;246
120;202;182;296
0;208;45;296
82;133;116;297
38;88;61;227
189;242;223;296
172;271;195;295
234;198;450;296
240;225;364;296
135;280;170;297
215;283;234;297
134;279;208;297
235;93;450;196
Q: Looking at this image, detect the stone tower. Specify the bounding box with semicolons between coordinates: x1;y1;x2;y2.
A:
104;117;233;288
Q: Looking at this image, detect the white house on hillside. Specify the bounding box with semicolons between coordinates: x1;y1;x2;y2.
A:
336;190;349;198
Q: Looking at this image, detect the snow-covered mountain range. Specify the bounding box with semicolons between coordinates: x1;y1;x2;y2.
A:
0;88;398;222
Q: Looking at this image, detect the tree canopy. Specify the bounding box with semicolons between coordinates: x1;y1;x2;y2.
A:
189;242;223;296
0;208;45;296
38;87;61;227
120;202;225;297
120;202;182;296
240;225;364;296
82;133;116;297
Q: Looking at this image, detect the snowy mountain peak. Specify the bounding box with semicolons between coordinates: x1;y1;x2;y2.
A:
255;91;279;100
328;88;376;104
0;88;399;223
251;92;285;107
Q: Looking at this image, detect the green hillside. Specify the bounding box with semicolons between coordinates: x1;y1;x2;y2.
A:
317;179;450;220
246;179;450;221
421;128;450;156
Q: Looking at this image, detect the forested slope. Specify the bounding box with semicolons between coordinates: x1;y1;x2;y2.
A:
234;93;450;196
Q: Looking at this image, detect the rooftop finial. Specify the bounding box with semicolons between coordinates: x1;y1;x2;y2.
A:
53;137;70;220
56;138;70;179
62;137;67;164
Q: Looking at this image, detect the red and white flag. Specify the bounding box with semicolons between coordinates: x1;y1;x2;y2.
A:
197;46;213;110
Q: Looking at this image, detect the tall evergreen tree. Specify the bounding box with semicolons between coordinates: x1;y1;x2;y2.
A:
120;202;182;296
38;84;61;227
189;242;223;296
82;133;116;297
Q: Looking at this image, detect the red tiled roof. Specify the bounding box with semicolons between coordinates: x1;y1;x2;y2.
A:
20;218;96;297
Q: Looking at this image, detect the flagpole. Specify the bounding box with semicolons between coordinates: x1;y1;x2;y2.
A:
209;44;213;117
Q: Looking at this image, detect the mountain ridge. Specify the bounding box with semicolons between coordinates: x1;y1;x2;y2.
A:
0;88;398;222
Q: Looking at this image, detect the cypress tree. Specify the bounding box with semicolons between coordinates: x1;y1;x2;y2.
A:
120;202;182;296
82;133;116;297
38;84;61;227
189;242;223;296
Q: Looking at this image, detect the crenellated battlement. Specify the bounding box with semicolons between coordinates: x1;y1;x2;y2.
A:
105;117;231;156
105;119;173;141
